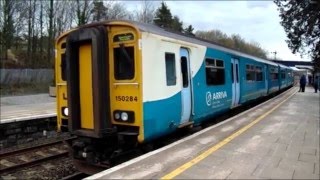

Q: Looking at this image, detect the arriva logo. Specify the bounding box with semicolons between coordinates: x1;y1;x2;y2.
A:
212;91;227;100
206;91;228;106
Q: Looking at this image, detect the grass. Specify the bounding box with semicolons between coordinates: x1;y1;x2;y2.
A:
0;83;52;97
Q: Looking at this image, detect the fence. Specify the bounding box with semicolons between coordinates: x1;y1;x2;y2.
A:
0;69;54;85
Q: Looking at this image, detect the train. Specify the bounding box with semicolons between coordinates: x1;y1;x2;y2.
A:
55;20;294;173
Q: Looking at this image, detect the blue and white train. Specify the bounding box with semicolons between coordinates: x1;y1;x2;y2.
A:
55;20;293;172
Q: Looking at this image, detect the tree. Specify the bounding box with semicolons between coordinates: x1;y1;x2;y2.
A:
171;15;183;32
39;0;43;54
195;29;268;59
274;0;320;71
76;0;93;26
105;2;128;20
184;25;194;36
47;0;53;64
135;0;155;24
153;2;173;28
91;1;107;22
1;0;15;60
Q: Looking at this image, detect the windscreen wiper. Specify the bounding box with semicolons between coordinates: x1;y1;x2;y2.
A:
119;43;133;66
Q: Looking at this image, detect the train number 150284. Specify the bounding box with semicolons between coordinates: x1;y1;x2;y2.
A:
115;96;138;102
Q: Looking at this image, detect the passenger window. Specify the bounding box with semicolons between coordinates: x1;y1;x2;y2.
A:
281;71;285;79
206;58;225;85
114;45;134;80
256;66;263;81
165;53;176;86
269;68;279;80
246;64;255;81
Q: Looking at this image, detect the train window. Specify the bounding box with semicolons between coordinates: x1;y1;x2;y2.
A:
181;56;189;87
269;68;278;80
236;64;239;83
281;71;285;79
61;53;66;81
165;53;176;86
246;64;255;81
256;66;263;81
216;60;224;67
114;45;134;80
61;43;66;49
231;64;234;83
270;72;279;80
205;58;225;85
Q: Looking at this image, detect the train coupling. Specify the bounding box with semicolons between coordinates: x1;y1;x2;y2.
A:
71;140;97;164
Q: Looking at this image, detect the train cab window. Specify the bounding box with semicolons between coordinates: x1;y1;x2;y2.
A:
165;53;176;86
205;58;225;85
114;45;134;80
256;66;263;81
246;64;255;81
61;53;66;81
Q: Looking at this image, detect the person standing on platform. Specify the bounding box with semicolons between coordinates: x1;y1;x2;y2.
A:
314;76;319;93
299;74;307;92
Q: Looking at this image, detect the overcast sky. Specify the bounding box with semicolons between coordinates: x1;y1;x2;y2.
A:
126;1;310;61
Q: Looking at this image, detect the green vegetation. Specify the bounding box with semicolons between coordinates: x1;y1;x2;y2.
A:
1;0;272;69
274;0;320;71
153;2;194;35
153;2;268;58
196;30;268;59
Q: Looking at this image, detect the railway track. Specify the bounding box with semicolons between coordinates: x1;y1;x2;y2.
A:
0;140;70;174
61;172;88;180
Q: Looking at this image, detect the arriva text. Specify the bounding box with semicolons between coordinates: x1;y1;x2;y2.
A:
206;91;227;106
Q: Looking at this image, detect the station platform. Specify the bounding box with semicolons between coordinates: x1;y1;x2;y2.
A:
88;86;319;179
0;94;56;124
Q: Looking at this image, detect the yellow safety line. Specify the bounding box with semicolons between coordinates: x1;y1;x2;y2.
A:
161;91;296;179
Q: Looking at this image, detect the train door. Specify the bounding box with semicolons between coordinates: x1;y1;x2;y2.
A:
264;65;268;94
231;58;240;108
180;48;192;125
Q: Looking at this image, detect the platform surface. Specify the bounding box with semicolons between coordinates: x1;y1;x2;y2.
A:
88;86;319;179
0;94;56;124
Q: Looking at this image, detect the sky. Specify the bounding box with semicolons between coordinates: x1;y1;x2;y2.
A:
125;0;311;61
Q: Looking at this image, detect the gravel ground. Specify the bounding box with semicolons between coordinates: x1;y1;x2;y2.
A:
0;94;55;106
1;157;77;180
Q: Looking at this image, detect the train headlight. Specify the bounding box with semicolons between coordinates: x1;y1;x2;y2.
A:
62;107;69;116
82;152;87;158
113;110;134;123
114;112;120;120
121;112;128;121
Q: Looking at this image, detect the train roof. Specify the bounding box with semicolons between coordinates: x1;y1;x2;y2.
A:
126;20;280;67
58;20;285;67
279;63;289;68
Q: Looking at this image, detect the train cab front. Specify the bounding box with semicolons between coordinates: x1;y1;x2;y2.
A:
64;22;143;173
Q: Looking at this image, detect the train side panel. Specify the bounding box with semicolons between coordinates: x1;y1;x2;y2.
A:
141;33;206;141
238;57;268;103
279;65;287;90
268;64;280;94
191;48;232;124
